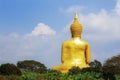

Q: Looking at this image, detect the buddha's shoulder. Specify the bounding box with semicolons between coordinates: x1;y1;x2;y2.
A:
62;40;72;45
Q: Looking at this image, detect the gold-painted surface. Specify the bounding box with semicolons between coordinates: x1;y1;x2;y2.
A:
52;13;90;73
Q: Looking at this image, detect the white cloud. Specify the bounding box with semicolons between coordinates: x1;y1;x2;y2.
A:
79;9;120;41
115;0;120;16
28;23;56;36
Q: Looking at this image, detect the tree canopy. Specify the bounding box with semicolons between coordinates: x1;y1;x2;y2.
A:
17;60;47;73
0;63;22;75
103;54;120;74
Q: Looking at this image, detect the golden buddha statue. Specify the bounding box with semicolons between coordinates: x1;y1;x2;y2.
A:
52;13;90;73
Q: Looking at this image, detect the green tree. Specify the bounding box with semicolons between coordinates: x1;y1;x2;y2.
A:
0;63;22;75
68;66;81;75
102;54;120;80
103;54;120;74
17;60;47;73
89;60;102;72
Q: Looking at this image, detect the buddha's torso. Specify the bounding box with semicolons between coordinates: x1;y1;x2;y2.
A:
62;38;88;66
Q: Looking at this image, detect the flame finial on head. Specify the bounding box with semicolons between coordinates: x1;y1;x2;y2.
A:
74;13;78;19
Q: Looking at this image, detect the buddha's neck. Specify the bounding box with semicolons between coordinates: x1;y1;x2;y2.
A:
72;37;81;39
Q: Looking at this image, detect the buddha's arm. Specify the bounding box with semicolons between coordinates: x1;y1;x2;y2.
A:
85;43;90;64
61;43;67;63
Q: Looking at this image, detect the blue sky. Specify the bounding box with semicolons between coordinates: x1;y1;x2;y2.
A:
0;0;116;34
0;0;120;68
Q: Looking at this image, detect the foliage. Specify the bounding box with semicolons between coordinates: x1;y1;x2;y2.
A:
81;67;92;73
0;75;21;80
79;72;103;80
102;72;116;80
17;60;47;73
89;60;102;72
68;66;81;75
0;63;22;76
101;54;120;80
21;71;39;80
0;69;120;80
116;75;120;80
103;54;120;74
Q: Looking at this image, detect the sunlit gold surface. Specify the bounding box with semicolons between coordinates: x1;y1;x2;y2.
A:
52;13;90;73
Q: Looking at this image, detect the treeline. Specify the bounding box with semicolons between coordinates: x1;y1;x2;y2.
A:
0;60;47;75
0;54;120;80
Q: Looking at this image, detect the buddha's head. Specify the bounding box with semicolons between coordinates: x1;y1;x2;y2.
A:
70;13;82;38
